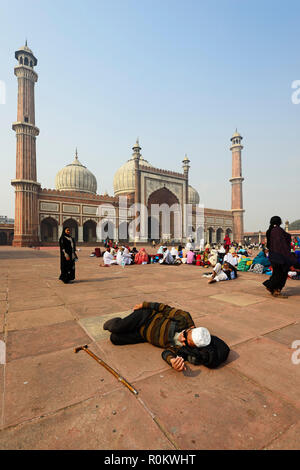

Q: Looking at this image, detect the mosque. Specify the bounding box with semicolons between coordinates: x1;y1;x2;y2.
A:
9;42;245;247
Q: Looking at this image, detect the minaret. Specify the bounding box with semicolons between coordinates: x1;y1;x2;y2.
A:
133;138;141;206
230;130;245;244
132;138;141;242
11;42;40;246
182;154;190;241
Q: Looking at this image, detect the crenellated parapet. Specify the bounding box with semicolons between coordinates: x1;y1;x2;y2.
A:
139;164;185;179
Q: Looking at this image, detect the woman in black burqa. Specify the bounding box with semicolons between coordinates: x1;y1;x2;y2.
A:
59;227;78;283
263;216;296;298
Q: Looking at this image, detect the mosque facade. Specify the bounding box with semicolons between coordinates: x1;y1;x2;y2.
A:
10;43;244;247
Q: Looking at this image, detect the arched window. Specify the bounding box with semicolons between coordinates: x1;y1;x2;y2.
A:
30;60;33;67
20;57;23;65
24;57;28;66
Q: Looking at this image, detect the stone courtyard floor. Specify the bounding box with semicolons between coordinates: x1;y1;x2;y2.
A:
0;246;299;450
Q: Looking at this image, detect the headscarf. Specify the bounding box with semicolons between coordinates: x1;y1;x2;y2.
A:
135;248;149;264
266;216;282;249
60;227;75;259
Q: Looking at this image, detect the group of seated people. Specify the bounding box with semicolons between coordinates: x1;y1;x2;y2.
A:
100;241;250;269
102;246;149;266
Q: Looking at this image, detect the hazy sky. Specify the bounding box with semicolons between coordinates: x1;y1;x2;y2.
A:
1;0;299;231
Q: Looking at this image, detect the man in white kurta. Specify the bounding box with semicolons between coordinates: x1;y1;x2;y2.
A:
103;249;118;265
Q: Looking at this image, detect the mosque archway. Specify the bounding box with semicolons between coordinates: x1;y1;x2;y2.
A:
63;218;78;242
147;187;180;241
0;232;7;245
41;217;58;242
8;232;14;245
83;220;97;242
208;227;215;244
216;228;224;243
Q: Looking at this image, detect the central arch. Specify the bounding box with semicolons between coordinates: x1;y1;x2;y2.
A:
147;187;181;241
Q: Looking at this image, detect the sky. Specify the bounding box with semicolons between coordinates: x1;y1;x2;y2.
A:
0;0;299;231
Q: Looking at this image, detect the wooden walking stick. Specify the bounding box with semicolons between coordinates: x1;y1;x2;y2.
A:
74;345;138;396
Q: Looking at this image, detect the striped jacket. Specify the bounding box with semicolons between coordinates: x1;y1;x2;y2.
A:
139;301;194;354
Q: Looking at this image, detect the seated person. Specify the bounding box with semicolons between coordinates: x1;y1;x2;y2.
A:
122;247;133;265
223;250;239;267
116;247;125;265
186;250;195;264
251;248;271;272
160;247;175;265
181;248;187;264
103;301;230;371
196;253;202;266
208;261;237;283
208;250;218;267
170;246;178;259
203;247;211;266
135;248;149;265
102;248;118;266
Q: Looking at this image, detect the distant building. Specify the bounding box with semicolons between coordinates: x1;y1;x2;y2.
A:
0;216;14;245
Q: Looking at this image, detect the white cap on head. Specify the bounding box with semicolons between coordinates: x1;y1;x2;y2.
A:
191;327;211;347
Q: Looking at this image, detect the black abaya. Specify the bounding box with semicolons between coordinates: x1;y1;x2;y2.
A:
59;233;76;283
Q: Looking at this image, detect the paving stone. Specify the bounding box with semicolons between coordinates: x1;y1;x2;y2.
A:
8;295;63;313
209;293;267;307
96;340;169;383
3;345;122;427
0;389;174;450
228;337;300;407
263;323;300;347
6;305;74;331
264;421;300;450
138;366;299;450
6;321;91;362
79;311;132;342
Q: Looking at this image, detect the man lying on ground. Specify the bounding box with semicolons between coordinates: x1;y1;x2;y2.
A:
103;301;230;371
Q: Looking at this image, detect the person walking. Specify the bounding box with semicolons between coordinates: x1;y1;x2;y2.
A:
262;216;297;298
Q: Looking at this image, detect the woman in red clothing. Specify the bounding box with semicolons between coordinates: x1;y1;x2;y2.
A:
134;248;149;265
224;234;231;249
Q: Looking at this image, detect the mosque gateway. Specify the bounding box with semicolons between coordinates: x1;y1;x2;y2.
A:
10;43;243;247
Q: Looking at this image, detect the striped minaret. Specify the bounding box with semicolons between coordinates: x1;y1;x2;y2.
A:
11;42;40;246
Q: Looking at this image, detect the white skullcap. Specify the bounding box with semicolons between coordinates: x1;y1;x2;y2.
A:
191;327;211;347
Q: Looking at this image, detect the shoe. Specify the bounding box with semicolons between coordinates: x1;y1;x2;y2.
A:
103;317;121;330
272;290;288;299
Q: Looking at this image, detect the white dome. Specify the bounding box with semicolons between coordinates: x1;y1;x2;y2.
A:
188;185;200;205
114;140;153;195
55;151;97;194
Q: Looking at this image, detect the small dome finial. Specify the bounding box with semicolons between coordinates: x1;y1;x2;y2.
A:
75;147;78;160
